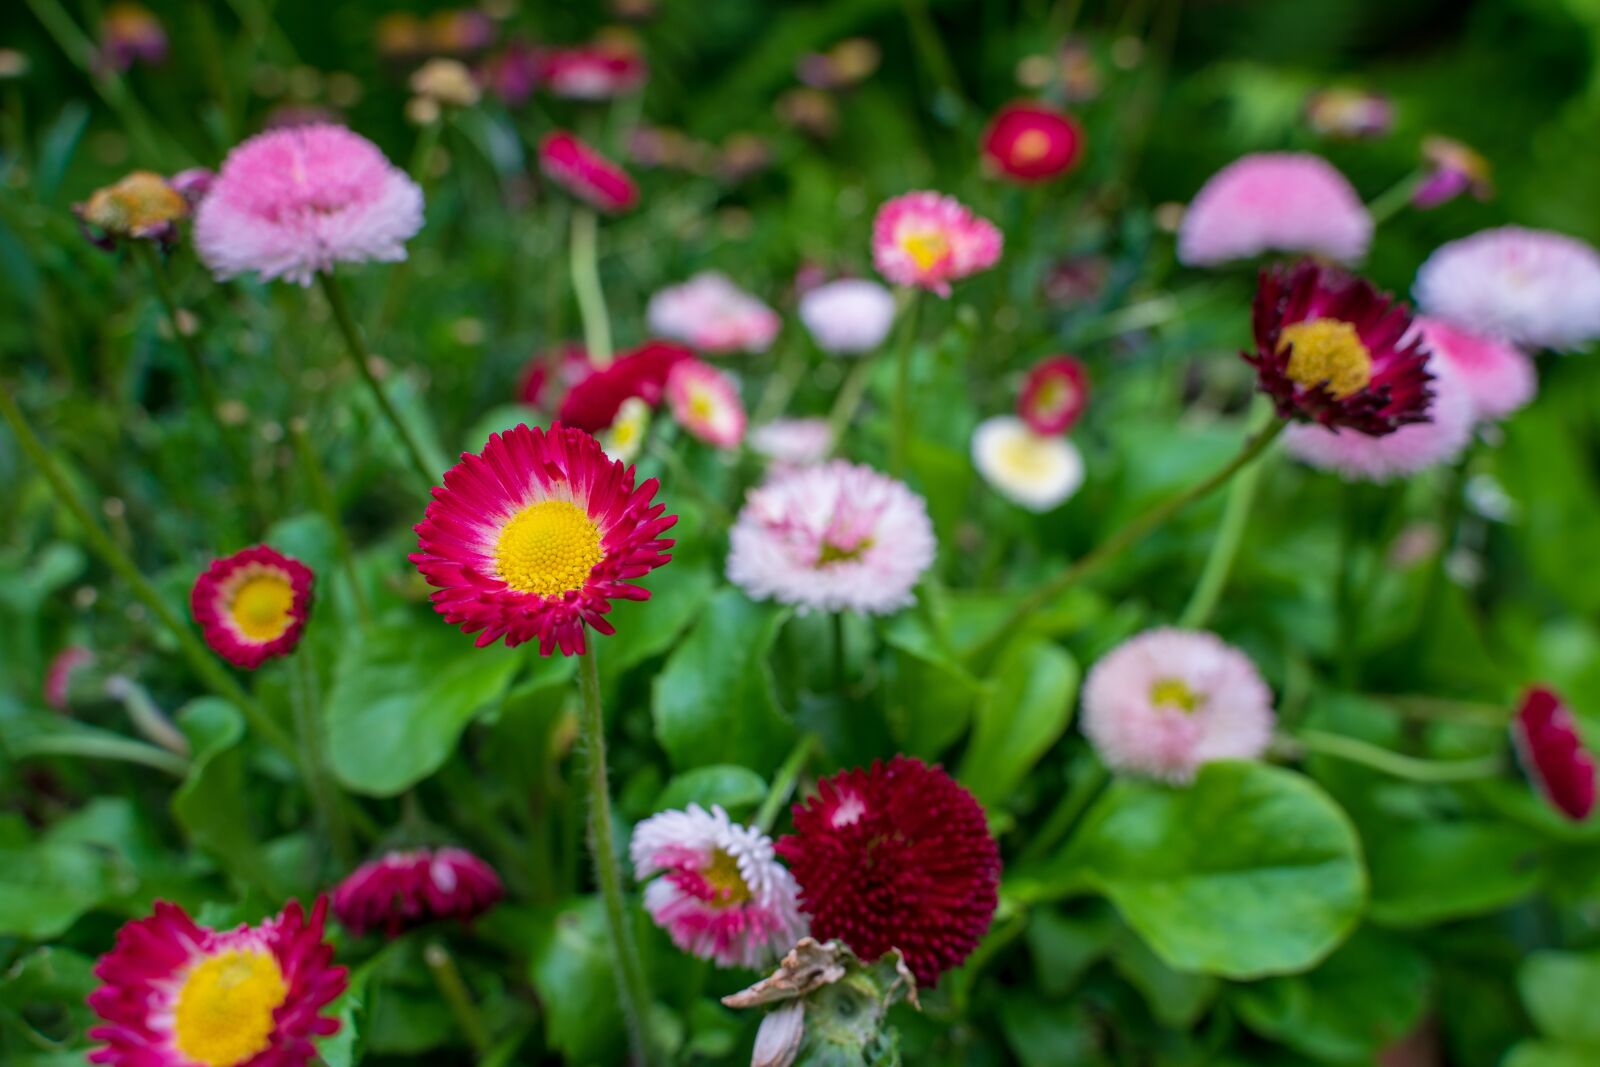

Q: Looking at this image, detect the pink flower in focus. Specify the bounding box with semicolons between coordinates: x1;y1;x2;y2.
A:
194;125;424;286
1512;687;1596;822
647;272;781;354
872;191;1002;297
541;45;647;99
1414;316;1535;422
44;647;94;712
539;131;638;214
332;847;503;937
666;360;746;449
1178;153;1372;267
190;545;315;670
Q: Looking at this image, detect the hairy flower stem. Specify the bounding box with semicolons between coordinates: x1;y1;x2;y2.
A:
1178;401;1276;629
570;207;614;367
890;289;922;477
576;647;660;1067
318;271;437;492
425;941;493;1056
0;387;297;758
755;733;820;834
969;418;1287;668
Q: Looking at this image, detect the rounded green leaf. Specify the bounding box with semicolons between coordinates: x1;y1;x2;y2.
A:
958;638;1079;810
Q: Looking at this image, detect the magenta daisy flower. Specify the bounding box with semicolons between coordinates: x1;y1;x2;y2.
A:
88;897;346;1067
332;847;503;937
777;757;1001;987
190;546;314;670
411;422;675;654
539;131;638;214
1017;354;1089;435
980;101;1084;183
194;124;424;286
1178;152;1371;266
872;191;1002;297
1512;687;1596;822
1247;260;1433;436
630;804;806;970
666;359;746;449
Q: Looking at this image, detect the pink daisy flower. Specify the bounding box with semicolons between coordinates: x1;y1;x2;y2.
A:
980;101;1084;183
411;423;676;654
666;360;747;449
88;897;346;1067
541;44;648;99
44;646;95;712
1177;152;1372;267
646;271;781;354
1017;355;1089;435
727;460;936;615
749;417;834;473
872;191;1002;297
1413;226;1600;350
332;847;503;937
797;278;897;355
1081;628;1276;784
539;131;638;214
1512;687;1596;822
1414;316;1536;422
190;545;314;670
194;124;424;286
630;804;806;970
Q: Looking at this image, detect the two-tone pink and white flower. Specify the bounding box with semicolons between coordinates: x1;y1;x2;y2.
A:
872;191;1002;297
647;272;781;354
666;360;746;449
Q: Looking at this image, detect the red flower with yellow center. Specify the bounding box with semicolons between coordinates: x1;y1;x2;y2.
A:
980;101;1084;183
1017;354;1090;435
190;545;314;670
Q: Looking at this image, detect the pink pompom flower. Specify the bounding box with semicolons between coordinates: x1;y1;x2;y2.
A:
666;360;747;449
727;460;936;615
88;897;346;1067
411;423;676;654
191;546;314;670
1512;687;1596;822
332;847;504;937
1414;316;1535;423
539;131;638;214
646;271;781;354
541;44;647;99
1017;355;1089;435
1413;226;1600;351
797;277;897;355
194;124;424;286
872;191;1002;297
1178;152;1372;267
980;101;1084;183
630;804;807;970
1081;628;1276;784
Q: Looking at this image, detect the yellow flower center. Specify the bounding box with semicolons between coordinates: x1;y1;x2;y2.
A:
494;499;605;597
1010;129;1052;165
228;574;296;642
1278;318;1372;399
1032;376;1078;419
688;387;718;423
1150;677;1200;713
172;950;289;1067
702;848;753;907
817;537;872;565
899;230;950;272
998;434;1053;478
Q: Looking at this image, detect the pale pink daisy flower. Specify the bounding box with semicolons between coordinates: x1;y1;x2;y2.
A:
1177;152;1372;267
1082;628;1275;784
630;803;807;970
727;460;936;615
749;417;833;472
1414;316;1536;422
1413;226;1600;350
646;271;781;354
798;278;897;354
872;191;1002;297
1283;353;1474;482
666;360;746;449
194;124;424;286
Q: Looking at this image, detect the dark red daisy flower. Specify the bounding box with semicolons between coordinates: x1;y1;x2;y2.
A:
557;340;695;432
1512;687;1596;822
332;847;504;937
1017;355;1090;435
980;102;1083;183
777;756;1000;987
1246;260;1433;436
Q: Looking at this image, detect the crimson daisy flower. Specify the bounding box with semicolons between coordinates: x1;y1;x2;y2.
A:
777;756;1000;987
332;847;504;937
1512;687;1596;822
556;340;694;432
1017;354;1089;435
411;422;675;654
190;545;314;670
980;101;1083;183
88;897;345;1067
1246;259;1432;436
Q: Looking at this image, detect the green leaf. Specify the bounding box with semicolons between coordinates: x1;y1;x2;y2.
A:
652;588;796;772
1367;822;1541;927
601;558;716;676
998;995;1105;1067
1023;902;1121;998
328;623;522;796
1519;951;1600;1044
958;638;1079;810
882;608;984;759
1110;928;1218;1028
0;839;116;939
527;897;626;1064
1504;1042;1600;1067
171;697;283;894
654;765;769;816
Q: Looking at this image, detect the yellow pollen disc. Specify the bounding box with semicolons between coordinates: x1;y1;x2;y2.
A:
494;499;605;597
688;387;717;422
1150;678;1201;713
817;537;873;565
229;575;296;642
900;230;950;272
1034;377;1076;417
173;950;289;1067
1278;318;1373;399
1011;128;1052;165
999;435;1052;478
702;848;753;907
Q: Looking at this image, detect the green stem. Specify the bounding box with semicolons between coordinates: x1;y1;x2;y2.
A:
831;611;847;694
576;647;660;1067
890;290;922;477
753;337;809;425
969;419;1287;667
290;647;353;867
289;420;372;627
899;0;965;110
1289;729;1503;783
1178;403;1275;629
754;733;819;834
1366;170;1424;228
827;356;877;454
1414;449;1472;643
1018;758;1109;864
317;271;436;491
0;386;297;757
424;941;493;1056
1335;481;1364;690
569;208;613;367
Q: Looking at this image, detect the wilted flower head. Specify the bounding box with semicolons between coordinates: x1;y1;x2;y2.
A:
727;461;936;615
44;646;95;712
191;545;314;670
74;171;190;248
1178;153;1372;267
1414;316;1535;422
557;341;694;431
630;804;807;970
1303;88;1393;140
972;416;1085;512
332;847;503;937
1082;628;1276;784
194;124;424;286
411;423;676;654
1248;260;1433;436
796;38;881;89
778;757;1001;987
1018;355;1089;434
667;360;747;449
750;417;833;473
541;40;648;98
872;191;1002;297
1414;226;1600;350
980;101;1084;183
539;131;638;214
98;2;166;72
1512;687;1596;822
798;278;897;355
410;57;480;108
647;271;781;354
88;898;345;1067
1414;136;1493;209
